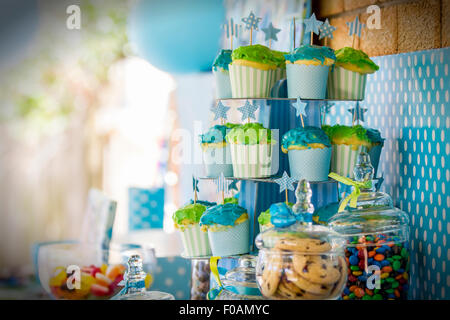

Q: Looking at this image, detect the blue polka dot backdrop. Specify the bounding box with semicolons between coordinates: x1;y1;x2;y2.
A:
325;48;450;300
128;187;165;230
152;257;191;299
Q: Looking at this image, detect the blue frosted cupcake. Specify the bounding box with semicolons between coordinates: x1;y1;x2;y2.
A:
200;123;238;177
285;45;336;99
200;203;250;256
212;49;232;99
282;126;332;181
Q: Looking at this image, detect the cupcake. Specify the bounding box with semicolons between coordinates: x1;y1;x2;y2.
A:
200;203;250;256
226;123;275;178
212;49;232;99
285;45;336;99
322;124;373;178
258;202;293;232
327;47;379;100
200;123;238;177
229;45;278;98
365;128;385;177
282;126;332;181
173;203;211;257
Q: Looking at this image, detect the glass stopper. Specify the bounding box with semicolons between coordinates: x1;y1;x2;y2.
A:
122;254;147;295
354;152;374;183
293;179;314;223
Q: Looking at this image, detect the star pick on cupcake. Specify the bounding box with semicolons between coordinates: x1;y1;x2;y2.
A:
292;97;308;118
274;171;296;193
348;103;368;123
303;13;323;35
192;176;199;193
210;101;230;121
347;16;365;38
241;11;262;30
262;22;281;42
238;100;259;122
319;18;336;40
192;176;199;203
223;18;241;49
242;11;261;45
223;18;240;39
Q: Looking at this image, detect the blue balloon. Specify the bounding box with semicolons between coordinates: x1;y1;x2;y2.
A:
128;0;225;74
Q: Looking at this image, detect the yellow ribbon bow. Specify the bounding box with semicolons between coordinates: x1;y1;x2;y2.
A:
328;172;372;213
207;256;222;300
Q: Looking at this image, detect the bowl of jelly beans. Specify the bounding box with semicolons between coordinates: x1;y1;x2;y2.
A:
342;234;410;300
37;242;156;300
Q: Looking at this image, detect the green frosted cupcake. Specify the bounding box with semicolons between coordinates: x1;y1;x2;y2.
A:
226;123;275;178
323;125;384;178
229;45;279;98
173;203;211;257
327;47;379;100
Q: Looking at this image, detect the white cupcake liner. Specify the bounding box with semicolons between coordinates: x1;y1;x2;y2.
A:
180;224;211;257
229;143;274;178
330;144;368;178
229;64;275;98
208;220;250;256
288;147;332;182
327;66;367;100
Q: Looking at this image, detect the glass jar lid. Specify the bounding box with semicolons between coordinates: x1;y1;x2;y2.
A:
222;255;261;297
329;153;409;242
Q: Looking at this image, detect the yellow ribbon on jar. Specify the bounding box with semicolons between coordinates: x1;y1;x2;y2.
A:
328;172;372;213
207;256;223;300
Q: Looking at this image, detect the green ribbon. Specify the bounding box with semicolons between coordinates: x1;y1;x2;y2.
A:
328;172;372;213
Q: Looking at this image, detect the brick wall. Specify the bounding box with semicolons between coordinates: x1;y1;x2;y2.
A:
314;0;449;56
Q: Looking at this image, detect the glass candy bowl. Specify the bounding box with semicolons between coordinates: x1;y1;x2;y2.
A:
255;180;347;300
37;242;156;300
328;153;410;300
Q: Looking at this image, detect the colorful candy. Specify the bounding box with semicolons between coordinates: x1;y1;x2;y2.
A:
341;234;410;300
49;263;127;300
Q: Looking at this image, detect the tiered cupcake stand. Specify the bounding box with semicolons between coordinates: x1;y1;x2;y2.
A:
182;97;380;299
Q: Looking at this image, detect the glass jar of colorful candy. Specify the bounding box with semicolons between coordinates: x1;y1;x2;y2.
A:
328;153;410;300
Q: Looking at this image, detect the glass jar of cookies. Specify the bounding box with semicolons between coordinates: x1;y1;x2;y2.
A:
254;180;347;300
328;153;410;300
